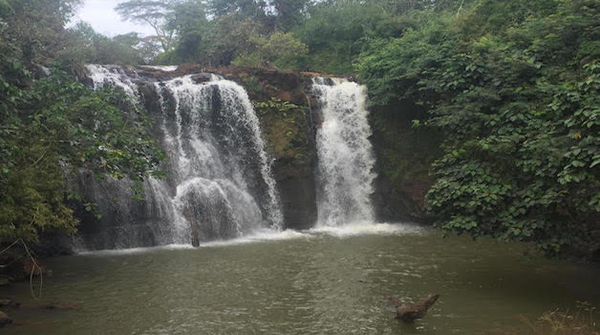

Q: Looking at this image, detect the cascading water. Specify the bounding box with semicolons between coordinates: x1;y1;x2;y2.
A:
81;65;282;249
160;75;283;236
312;77;377;226
85;64;141;98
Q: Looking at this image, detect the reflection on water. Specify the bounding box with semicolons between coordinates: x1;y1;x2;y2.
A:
2;223;599;335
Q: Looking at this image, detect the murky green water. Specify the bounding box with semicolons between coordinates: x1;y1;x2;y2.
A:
2;223;599;334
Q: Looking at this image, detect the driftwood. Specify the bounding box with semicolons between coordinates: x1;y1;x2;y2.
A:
391;293;440;323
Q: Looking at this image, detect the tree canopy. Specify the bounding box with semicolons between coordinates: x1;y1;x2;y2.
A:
358;0;599;256
115;0;179;52
0;0;164;243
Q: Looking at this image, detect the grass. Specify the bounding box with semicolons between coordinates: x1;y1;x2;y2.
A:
488;302;599;335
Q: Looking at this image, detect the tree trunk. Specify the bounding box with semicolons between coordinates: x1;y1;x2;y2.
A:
392;293;440;323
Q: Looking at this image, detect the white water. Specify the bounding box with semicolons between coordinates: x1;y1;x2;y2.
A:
86;64;140;97
83;65;283;248
161;75;283;233
83;66;383;249
79;223;425;255
312;78;377;227
140;65;178;72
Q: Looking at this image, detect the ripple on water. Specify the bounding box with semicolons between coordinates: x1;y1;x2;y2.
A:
2;224;600;335
308;222;426;238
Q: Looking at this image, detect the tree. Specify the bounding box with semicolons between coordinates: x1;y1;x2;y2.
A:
293;0;405;73
172;0;210;63
270;0;309;30
200;15;260;66
0;0;81;68
358;0;600;257
232;31;308;69
0;70;165;243
61;22;147;65
209;0;267;20
0;0;164;243
115;0;179;52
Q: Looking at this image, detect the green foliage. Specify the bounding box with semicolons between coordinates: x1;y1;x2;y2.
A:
0;0;164;244
254;98;310;161
29;70;165;181
1;0;597;262
293;1;406;73
0;0;79;68
156;0;307;66
232;32;308;70
0;69;165;243
157;0;421;72
270;0;310;31
115;0;179;52
61;22;150;65
172;0;210;63
209;0;268;21
254;97;300;115
358;0;600;256
197;16;258;66
358;10;458;106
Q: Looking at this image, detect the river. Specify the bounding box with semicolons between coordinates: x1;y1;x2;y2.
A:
2;223;599;334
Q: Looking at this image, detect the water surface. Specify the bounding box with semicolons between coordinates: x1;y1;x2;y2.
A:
3;223;599;335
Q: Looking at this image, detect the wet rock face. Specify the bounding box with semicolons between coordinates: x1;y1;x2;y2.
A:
371;174;432;223
191;73;214;84
275;175;317;230
72;65;431;248
238;69;318;230
219;68;434;226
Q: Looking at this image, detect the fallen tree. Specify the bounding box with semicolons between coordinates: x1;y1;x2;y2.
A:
391;293;440;323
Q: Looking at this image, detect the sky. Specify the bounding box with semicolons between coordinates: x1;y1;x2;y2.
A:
71;0;155;37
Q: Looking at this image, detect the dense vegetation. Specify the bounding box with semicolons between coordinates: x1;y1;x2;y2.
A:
357;0;599;257
0;0;164;244
0;0;597;259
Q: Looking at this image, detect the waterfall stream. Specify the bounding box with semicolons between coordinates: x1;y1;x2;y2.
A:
312;77;377;226
82;65;282;249
78;66;377;249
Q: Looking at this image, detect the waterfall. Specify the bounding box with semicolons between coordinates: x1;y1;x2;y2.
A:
81;65;282;249
85;64;140;98
312;77;377;226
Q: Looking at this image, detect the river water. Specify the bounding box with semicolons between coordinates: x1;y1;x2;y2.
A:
2;223;599;335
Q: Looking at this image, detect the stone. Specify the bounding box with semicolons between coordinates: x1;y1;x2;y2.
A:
0;311;12;328
0;277;10;286
0;298;19;308
191;73;214;84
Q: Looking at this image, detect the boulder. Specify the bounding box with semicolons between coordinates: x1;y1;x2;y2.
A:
0;311;12;328
0;298;19;308
0;276;11;286
191;73;214;84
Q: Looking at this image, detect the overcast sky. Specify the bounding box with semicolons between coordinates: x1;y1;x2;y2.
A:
71;0;155;37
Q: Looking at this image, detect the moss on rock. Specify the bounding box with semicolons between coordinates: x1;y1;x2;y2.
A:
254;98;313;167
